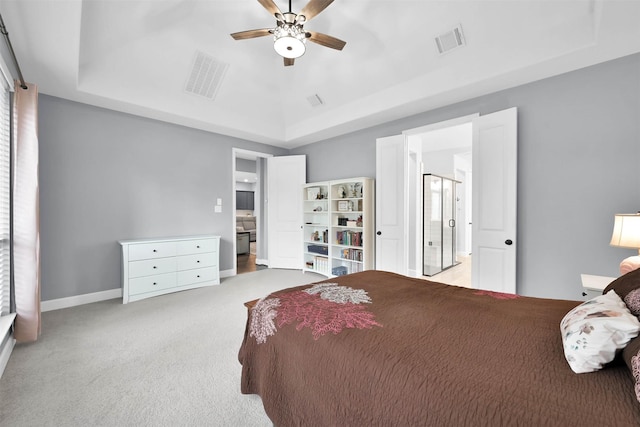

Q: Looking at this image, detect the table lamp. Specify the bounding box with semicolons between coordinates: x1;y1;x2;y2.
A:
610;213;640;275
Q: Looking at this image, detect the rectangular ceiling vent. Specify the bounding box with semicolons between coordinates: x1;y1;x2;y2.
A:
306;94;324;107
184;50;228;100
435;25;466;55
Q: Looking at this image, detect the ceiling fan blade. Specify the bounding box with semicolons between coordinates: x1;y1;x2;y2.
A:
258;0;283;18
306;31;346;50
299;0;334;22
231;29;273;40
284;57;295;66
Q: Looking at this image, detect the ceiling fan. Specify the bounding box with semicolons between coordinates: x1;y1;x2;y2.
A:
230;0;346;66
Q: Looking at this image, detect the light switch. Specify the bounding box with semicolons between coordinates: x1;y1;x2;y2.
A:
216;198;222;206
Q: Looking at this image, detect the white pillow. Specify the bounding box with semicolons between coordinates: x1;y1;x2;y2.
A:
561;290;640;374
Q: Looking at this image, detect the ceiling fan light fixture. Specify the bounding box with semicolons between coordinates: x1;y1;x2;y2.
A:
273;24;307;58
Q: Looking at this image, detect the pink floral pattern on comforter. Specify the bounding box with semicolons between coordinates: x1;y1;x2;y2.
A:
250;283;382;343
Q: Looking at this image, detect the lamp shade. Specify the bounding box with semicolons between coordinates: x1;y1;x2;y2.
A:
610;214;640;248
273;24;306;59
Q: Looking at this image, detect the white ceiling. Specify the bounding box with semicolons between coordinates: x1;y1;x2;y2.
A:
4;0;640;149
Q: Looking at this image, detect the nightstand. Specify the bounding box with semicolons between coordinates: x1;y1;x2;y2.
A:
580;274;616;300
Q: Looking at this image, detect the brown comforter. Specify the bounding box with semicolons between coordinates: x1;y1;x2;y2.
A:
239;271;640;426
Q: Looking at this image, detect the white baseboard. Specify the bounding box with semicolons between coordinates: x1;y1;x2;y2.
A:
42;269;243;311
256;258;269;266
41;288;122;312
220;269;234;278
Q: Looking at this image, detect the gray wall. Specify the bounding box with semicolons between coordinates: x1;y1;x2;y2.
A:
292;53;640;300
39;53;640;302
39;96;287;301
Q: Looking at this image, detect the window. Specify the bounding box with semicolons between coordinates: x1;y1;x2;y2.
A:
0;69;10;316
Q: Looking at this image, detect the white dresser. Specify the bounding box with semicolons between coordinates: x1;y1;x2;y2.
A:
119;235;220;304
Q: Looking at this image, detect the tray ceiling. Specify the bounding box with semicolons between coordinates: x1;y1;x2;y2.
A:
3;0;640;148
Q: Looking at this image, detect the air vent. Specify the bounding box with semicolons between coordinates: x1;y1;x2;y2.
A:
184;50;228;100
306;94;324;107
435;25;466;55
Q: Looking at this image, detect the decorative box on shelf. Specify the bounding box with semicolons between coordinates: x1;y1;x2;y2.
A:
332;266;348;276
307;244;329;255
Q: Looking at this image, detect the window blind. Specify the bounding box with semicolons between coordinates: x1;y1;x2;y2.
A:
0;74;10;316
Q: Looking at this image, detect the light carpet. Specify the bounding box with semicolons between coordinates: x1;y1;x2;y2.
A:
0;269;324;426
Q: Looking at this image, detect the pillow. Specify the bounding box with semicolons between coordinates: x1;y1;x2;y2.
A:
560;290;640;374
622;336;640;402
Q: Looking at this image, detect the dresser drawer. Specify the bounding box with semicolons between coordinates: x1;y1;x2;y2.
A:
120;235;220;303
128;241;177;261
128;272;177;296
177;267;219;286
128;257;177;279
176;253;217;271
177;238;219;256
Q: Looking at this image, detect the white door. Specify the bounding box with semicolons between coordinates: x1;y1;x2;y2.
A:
471;108;517;293
267;155;306;269
375;135;407;274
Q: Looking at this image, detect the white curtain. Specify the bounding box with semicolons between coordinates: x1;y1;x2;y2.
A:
12;81;40;342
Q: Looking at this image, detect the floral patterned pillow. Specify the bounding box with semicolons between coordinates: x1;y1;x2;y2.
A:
561;290;640;374
622;336;640;402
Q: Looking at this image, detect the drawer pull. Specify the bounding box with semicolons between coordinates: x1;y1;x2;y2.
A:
153;249;157;253
153;266;157;269
197;275;200;278
197;260;200;263
153;282;157;286
197;245;200;248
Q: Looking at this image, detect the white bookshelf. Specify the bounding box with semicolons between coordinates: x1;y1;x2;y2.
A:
303;182;331;276
303;178;375;277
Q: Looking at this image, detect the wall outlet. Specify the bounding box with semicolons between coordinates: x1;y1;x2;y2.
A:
214;205;222;213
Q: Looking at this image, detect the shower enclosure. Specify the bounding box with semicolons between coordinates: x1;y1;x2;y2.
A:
423;174;460;276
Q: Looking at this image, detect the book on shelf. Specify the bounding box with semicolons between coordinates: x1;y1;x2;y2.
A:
341;248;363;262
313;256;328;272
309;229;329;243
335;230;363;247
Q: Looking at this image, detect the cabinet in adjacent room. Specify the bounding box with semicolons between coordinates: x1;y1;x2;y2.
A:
303;178;375;277
119;235;220;303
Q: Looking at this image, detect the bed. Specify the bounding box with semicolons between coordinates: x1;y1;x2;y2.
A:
238;270;640;426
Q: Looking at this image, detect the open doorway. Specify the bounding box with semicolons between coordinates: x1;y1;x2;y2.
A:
421;123;472;287
233;149;272;275
405;118;474;287
378;109;517;292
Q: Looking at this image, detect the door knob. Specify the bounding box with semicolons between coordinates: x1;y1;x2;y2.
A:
505;239;513;245
376;231;382;236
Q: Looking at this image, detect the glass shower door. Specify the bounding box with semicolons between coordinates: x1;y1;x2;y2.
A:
442;178;455;270
423;174;459;277
423;175;443;276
